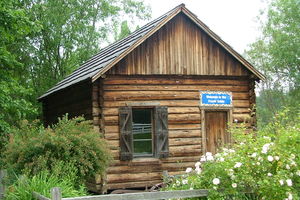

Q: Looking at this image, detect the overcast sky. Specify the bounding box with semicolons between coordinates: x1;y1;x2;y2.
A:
143;0;267;54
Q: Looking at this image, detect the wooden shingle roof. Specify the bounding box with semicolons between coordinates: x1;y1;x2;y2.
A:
39;4;265;100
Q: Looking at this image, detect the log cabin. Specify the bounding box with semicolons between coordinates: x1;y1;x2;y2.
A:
38;4;265;193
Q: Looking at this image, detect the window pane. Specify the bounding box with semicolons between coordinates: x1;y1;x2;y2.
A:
132;109;152;155
133;140;152;154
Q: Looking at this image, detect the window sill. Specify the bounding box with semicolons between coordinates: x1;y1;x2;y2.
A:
130;157;161;165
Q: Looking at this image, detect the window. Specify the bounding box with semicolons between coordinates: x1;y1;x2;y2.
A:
132;108;153;156
119;106;169;160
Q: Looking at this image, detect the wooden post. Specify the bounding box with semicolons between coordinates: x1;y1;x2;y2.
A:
0;170;7;200
50;187;62;200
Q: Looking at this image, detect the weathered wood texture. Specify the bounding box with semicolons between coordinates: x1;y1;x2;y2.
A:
32;192;50;200
88;75;253;190
205;111;228;154
42;81;92;126
108;14;250;77
34;188;209;200
0;170;7;200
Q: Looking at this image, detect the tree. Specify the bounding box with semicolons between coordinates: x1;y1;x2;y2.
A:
15;0;151;101
0;0;38;165
246;0;300;126
0;0;37;133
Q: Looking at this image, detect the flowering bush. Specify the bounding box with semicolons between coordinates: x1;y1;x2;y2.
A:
2;116;112;183
166;110;300;199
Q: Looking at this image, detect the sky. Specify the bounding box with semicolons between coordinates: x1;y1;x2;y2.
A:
143;0;267;54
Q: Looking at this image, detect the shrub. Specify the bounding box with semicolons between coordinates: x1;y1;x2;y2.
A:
5;162;87;200
2;116;112;183
165;110;300;199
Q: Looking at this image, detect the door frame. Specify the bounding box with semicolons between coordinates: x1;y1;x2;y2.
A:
201;107;233;155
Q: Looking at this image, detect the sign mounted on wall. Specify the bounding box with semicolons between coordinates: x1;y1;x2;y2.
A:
200;91;232;107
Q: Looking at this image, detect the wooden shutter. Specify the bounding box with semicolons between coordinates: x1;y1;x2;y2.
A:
154;106;169;158
119;107;133;161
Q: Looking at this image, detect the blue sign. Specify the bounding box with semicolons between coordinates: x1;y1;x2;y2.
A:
200;91;232;107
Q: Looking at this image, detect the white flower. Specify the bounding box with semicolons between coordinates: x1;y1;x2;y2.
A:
251;152;257;158
234;119;238;123
296;170;300;176
232;183;237;188
218;157;225;162
234;162;242;168
291;154;296;159
275;156;280;161
200;156;206;162
267;173;272;177
195;162;201;167
286;179;293;186
279;180;284;185
286;164;291;170
287;193;293;200
229;149;235;153
258;157;263;161
206;152;212;157
240;142;245;145
267;155;274;162
185;167;192;173
262;143;270;154
228;169;234;176
291;161;297;166
212;178;220;185
189;187;193;190
182;179;188;184
207;155;214;161
195;167;202;175
256;162;261;165
176;180;180;185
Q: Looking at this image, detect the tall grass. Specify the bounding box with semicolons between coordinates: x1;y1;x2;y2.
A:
5;163;87;200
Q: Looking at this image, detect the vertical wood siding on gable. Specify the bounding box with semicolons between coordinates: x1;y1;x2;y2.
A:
108;14;250;76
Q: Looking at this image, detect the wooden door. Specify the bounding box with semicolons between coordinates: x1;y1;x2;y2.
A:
205;111;228;154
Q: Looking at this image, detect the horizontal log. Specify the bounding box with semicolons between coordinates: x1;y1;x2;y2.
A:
169;123;201;130
168;113;201;124
105;125;119;133
105;129;201;140
169;137;201;146
106;140;119;149
104;77;249;85
107;164;163;174
103;91;249;101
107;172;162;183
101;107;250;117
107;161;196;174
169;145;202;156
103;85;249;92
232;113;251;123
103;107;201;116
103;99;250;108
169;129;201;138
163;156;201;163
104;113;201;125
106;180;162;190
105;132;119;140
110;158;163;168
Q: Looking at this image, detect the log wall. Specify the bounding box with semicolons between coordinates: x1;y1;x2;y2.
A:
90;75;253;191
42;80;92;126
